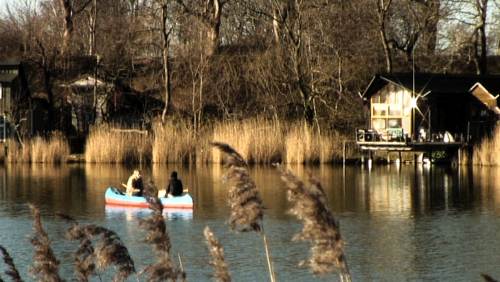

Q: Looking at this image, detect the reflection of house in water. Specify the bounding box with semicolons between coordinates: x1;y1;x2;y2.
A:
357;73;500;161
65;75;113;134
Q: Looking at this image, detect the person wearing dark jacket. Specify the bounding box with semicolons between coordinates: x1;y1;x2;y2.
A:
166;171;183;197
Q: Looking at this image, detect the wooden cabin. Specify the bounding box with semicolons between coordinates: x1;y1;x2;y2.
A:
360;73;500;145
0;60;30;141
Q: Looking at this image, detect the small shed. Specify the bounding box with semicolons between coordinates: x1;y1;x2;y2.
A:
361;73;500;144
64;75;114;134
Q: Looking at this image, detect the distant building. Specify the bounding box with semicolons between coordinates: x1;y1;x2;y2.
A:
0;60;30;141
64;75;114;134
360;73;500;144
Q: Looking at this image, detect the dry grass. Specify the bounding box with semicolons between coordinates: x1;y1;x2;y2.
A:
6;132;70;163
212;118;284;164
81;119;347;164
285;123;346;164
152;121;197;164
472;125;500;166
85;124;151;164
278;168;351;280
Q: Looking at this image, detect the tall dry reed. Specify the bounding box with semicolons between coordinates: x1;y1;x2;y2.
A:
0;245;23;282
473;125;500;165
68;224;136;282
29;204;63;282
6;132;70;163
211;142;276;282
211;142;263;232
138;181;185;281
212;119;284;164
62;215;98;282
152;121;197;163
204;227;231;282
285;123;345;164
85;124;151;163
278;168;351;281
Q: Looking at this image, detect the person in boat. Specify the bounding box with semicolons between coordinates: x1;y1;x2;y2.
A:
166;171;184;197
125;169;144;196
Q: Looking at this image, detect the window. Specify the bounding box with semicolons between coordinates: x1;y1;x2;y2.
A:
388;118;402;128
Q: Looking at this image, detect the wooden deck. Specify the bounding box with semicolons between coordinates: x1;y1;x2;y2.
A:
357;141;464;152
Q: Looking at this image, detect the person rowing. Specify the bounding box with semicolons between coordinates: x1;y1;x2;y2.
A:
122;169;144;196
158;171;187;198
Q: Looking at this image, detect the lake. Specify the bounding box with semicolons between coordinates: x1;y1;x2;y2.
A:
0;164;499;281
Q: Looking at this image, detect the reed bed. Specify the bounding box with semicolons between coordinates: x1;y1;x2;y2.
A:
152;121;197;164
472;125;500;166
6;132;70;163
81;119;347;164
212;119;284;164
285;123;346;164
85;124;152;163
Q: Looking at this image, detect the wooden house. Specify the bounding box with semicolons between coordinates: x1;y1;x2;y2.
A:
360;73;500;145
0;60;30;141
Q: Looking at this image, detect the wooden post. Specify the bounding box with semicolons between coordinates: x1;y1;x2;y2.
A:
398;151;402;164
342;140;346;166
458;147;461;166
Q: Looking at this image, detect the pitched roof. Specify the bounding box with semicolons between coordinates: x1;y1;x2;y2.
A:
362;73;500;98
0;73;18;83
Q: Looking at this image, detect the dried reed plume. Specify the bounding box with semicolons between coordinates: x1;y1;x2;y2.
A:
0;245;23;282
67;225;135;282
211;142;276;282
278;168;351;281
139;183;185;281
28;204;63;282
203;227;231;282
211;142;263;232
482;274;499;282
61;214;97;282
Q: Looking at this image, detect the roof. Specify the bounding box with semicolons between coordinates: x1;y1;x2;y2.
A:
0;73;18;83
470;83;500;115
362;73;500;99
0;59;21;67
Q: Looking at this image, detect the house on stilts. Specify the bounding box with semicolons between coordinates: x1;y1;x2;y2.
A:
357;73;500;163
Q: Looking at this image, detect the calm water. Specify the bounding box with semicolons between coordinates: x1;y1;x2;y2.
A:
0;164;500;281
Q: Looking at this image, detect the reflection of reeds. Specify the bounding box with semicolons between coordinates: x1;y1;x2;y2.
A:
139;185;185;281
0;245;23;282
278;168;351;281
29;204;63;282
204;227;231;282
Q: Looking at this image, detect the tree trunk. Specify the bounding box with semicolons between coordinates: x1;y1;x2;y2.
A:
161;1;172;123
60;0;73;55
377;0;393;73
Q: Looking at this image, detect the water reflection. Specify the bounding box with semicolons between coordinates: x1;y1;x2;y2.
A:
0;164;500;281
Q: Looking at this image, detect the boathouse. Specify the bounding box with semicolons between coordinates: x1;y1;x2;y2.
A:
357;73;500;158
